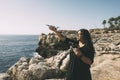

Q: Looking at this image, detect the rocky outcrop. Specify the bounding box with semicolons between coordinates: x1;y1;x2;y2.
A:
0;73;10;80
4;53;120;80
91;54;120;80
36;29;120;58
36;30;77;58
6;50;70;80
1;29;120;80
93;33;120;55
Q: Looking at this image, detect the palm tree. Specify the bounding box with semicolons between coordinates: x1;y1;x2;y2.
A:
108;17;116;30
117;16;120;29
114;19;118;29
102;20;106;29
109;17;115;24
108;20;114;30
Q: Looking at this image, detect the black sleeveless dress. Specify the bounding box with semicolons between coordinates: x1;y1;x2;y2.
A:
64;38;94;80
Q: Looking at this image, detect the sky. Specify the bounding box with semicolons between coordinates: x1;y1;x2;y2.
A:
0;0;120;35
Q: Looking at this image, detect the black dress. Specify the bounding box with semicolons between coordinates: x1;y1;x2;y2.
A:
64;38;94;80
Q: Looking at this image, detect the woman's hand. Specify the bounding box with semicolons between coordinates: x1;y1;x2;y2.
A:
73;48;83;56
48;25;57;32
47;25;65;41
73;48;93;65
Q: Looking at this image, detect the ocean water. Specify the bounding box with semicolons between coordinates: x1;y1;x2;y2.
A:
0;35;38;73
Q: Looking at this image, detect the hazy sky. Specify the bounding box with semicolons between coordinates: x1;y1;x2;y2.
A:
0;0;120;34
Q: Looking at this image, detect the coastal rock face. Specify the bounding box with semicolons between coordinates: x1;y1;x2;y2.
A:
36;30;120;58
91;54;120;80
7;51;70;80
3;29;120;80
92;33;120;55
36;30;77;58
0;73;10;80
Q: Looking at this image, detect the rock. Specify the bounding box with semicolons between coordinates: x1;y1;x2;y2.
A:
7;50;71;80
94;33;120;55
5;29;120;80
36;29;120;58
0;73;10;80
91;54;120;80
36;30;77;58
7;53;120;80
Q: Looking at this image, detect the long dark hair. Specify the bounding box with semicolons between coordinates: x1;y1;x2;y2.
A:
79;29;95;53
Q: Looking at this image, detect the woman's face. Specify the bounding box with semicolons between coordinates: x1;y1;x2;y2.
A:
77;31;83;41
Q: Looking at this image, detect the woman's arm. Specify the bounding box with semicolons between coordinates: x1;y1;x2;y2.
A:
48;25;65;41
79;55;92;65
73;48;93;65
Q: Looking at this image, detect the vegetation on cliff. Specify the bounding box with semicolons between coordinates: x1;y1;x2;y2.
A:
102;16;120;30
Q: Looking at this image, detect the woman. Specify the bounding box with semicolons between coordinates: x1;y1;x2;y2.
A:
48;25;95;80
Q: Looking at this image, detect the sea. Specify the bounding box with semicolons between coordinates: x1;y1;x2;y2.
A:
0;35;38;73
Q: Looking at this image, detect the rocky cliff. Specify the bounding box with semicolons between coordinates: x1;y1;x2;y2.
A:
36;29;120;58
35;30;77;58
0;29;120;80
